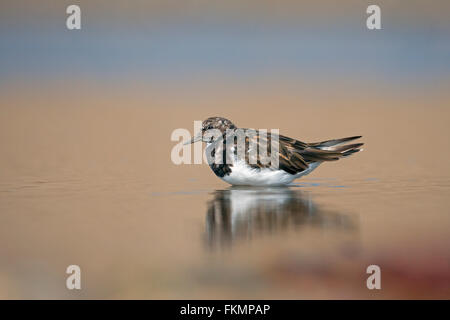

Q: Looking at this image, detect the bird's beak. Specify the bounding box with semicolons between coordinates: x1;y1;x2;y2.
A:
183;133;203;145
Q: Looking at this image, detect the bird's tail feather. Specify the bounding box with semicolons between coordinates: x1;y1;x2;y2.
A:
310;136;362;149
302;136;363;162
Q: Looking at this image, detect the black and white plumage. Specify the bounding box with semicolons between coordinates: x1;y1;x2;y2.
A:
185;117;363;186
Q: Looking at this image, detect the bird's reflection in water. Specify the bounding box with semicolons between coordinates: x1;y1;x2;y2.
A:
205;187;357;249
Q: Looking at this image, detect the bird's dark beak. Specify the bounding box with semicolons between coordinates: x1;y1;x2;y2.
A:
183;133;203;145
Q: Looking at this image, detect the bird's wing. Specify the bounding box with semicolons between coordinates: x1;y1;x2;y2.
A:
232;129;358;175
234;129;309;174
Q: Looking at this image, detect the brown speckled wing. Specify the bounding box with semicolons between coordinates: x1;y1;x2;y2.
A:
237;130;308;175
237;130;363;175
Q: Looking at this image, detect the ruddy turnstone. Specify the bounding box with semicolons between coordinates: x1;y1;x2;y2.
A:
185;117;363;186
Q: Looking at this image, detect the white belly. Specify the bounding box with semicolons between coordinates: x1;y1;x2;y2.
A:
220;160;320;186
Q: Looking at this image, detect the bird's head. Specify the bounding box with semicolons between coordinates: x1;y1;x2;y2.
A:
185;117;236;144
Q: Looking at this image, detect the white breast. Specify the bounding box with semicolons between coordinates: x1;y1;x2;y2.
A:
220;160;320;186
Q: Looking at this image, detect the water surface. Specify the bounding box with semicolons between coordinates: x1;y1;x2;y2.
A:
1;95;449;299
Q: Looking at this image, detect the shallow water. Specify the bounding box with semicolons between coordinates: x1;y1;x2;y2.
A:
1;89;449;299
